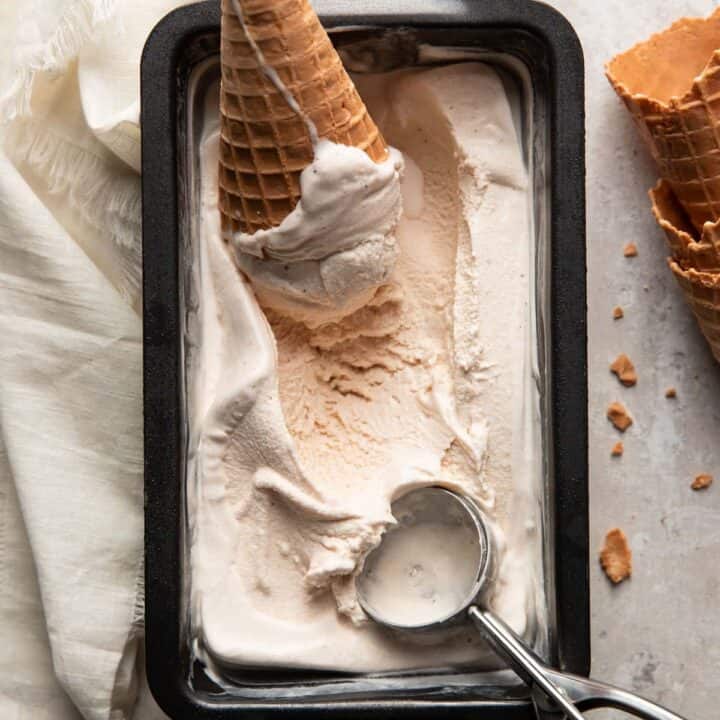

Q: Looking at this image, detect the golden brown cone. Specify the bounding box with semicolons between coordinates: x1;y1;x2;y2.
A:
650;179;720;272
606;7;720;231
668;258;720;363
218;0;388;236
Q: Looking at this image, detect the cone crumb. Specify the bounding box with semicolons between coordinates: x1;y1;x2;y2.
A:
600;528;632;584
613;306;624;320
691;474;713;490
611;441;624;457
610;354;637;387
607;402;633;432
624;243;638;257
665;387;677;398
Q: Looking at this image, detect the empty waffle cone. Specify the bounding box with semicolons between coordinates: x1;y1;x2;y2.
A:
606;7;720;231
650;179;720;272
668;258;720;362
218;0;388;237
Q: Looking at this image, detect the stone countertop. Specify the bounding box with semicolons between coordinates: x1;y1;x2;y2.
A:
547;1;720;718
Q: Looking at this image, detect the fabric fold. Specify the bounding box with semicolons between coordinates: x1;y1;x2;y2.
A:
0;152;145;720
0;1;191;718
0;0;117;124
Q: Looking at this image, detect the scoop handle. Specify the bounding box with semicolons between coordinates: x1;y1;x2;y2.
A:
469;606;689;720
542;667;689;720
468;606;584;720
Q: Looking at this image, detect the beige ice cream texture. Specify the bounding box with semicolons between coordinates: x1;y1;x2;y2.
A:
189;60;539;671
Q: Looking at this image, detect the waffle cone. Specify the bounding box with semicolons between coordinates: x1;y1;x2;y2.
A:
668;258;720;362
218;0;388;236
650;179;720;272
606;8;720;231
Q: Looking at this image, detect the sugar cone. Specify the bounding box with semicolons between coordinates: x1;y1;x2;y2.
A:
606;7;720;231
650;179;720;272
668;258;720;362
218;0;388;237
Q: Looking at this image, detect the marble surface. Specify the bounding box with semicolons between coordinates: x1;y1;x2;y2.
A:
546;1;720;718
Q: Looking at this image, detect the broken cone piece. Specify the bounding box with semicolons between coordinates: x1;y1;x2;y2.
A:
600;528;632;584
624;243;638;258
607;401;633;432
691;474;713;490
610;353;637;387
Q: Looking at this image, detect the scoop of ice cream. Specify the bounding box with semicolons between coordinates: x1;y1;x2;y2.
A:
225;139;404;328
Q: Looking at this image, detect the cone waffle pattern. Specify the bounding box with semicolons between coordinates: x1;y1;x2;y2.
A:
609;8;720;363
650;180;720;272
651;180;720;361
669;259;720;362
218;0;388;236
610;52;720;231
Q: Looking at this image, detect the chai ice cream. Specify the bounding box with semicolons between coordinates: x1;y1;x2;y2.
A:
187;59;541;672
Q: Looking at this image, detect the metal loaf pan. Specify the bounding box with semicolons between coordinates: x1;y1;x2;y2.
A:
142;1;587;718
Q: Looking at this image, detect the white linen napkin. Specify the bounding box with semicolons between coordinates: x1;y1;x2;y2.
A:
0;1;191;718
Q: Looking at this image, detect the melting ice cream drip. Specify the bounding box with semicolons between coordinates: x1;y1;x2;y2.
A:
230;0;320;145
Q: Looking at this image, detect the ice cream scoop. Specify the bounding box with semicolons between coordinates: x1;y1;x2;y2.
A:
357;488;689;720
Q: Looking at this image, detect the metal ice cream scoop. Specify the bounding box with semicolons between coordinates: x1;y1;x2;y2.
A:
356;487;689;720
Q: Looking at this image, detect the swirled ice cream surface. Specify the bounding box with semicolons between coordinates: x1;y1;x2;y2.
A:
226;140;404;328
187;62;542;671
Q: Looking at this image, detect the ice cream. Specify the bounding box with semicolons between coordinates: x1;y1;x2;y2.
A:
187;56;540;673
218;0;401;327
227;140;404;327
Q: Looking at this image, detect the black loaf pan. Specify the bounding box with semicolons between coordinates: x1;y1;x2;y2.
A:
141;1;587;718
